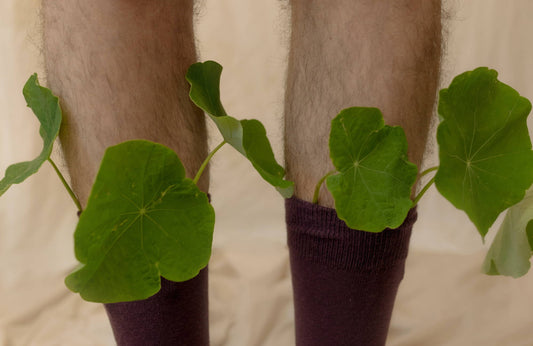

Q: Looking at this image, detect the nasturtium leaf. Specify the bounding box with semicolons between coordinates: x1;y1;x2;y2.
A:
241;119;294;197
0;74;62;196
65;140;215;303
482;188;533;278
186;61;294;198
325;107;417;232
435;67;533;238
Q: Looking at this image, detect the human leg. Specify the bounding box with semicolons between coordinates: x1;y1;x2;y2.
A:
285;0;441;207
41;1;209;344
41;0;208;202
284;1;442;345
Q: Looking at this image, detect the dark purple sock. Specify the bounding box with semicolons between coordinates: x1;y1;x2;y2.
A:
104;268;209;346
286;197;416;346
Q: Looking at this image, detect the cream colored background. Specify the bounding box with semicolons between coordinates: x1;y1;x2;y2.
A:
1;1;533;345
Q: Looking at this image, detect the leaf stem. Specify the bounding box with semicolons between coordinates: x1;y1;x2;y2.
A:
418;166;438;180
412;176;436;207
193;140;226;185
48;158;82;213
312;170;337;204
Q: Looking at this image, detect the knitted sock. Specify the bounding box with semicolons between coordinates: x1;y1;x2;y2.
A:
104;268;209;346
285;197;416;346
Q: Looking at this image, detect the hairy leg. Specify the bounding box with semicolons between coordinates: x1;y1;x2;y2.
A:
41;1;209;345
42;0;208;206
285;0;442;207
284;1;442;345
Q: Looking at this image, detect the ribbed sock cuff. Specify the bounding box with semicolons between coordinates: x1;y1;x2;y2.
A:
285;197;417;271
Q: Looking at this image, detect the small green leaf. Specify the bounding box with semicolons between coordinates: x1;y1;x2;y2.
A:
435;67;533;238
0;74;62;195
65;140;215;303
241;119;294;197
326;107;417;232
186;61;294;198
482;189;533;278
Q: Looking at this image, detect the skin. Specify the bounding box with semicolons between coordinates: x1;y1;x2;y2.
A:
41;0;208;207
40;0;442;340
284;0;442;207
42;0;441;208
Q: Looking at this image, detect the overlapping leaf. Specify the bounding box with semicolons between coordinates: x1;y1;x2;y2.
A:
0;74;62;195
435;67;533;238
65;140;214;303
483;188;533;278
186;61;294;198
326;107;417;232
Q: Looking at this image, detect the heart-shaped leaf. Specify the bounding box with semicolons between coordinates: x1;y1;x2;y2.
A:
483;188;533;278
326;107;417;232
0;74;62;195
186;61;294;198
435;67;533;238
65;140;215;303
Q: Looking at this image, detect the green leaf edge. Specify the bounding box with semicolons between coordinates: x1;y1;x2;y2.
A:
0;74;62;196
482;189;533;278
65;139;215;303
435;67;533;239
186;60;294;198
325;107;418;233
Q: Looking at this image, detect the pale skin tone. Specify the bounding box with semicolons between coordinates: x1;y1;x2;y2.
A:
42;0;441;331
42;0;441;211
42;0;441;209
41;0;208;207
286;0;442;207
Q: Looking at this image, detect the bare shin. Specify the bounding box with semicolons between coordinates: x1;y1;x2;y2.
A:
41;0;207;207
285;0;442;207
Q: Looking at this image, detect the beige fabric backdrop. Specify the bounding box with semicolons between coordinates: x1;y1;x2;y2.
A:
1;1;533;345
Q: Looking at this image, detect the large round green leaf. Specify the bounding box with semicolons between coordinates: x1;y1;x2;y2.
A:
65;140;214;303
326;107;417;232
0;74;62;195
435;67;533;238
186;61;294;198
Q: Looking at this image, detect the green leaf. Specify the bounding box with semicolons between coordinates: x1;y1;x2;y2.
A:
186;61;294;198
482;189;533;278
241;119;294;197
325;107;417;232
0;74;62;195
435;67;533;238
526;219;533;251
65;140;215;303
